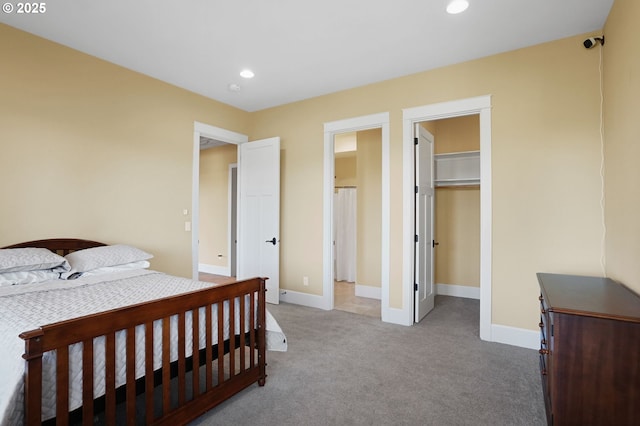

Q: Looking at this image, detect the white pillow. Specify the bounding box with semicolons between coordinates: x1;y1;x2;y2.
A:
72;260;151;278
0;270;61;286
65;244;153;273
0;248;69;273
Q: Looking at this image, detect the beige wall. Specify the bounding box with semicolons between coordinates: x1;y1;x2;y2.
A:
2;21;616;332
435;188;480;287
432;115;480;288
433;115;480;154
334;155;357;187
356;129;382;289
0;24;251;277
251;33;605;330
199;144;237;267
603;0;640;294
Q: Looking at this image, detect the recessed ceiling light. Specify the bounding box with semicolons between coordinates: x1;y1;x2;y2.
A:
447;0;469;14
240;69;255;79
228;83;241;92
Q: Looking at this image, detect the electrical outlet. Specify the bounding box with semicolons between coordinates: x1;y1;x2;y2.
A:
303;276;309;286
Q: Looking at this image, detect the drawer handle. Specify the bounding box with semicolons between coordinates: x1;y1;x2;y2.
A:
539;348;549;355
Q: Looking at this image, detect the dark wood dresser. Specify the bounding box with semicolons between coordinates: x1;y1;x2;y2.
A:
537;273;640;426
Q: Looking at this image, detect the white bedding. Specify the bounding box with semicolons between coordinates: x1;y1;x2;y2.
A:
0;270;286;425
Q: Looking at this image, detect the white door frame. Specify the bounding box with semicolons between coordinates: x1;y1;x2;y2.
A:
402;96;492;340
192;121;248;280
323;113;390;319
228;163;238;277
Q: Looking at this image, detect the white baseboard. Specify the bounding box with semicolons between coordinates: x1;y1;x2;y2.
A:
281;288;411;326
436;283;480;300
355;284;381;300
279;288;539;349
490;324;539;350
279;289;330;310
435;285;537;349
198;263;230;276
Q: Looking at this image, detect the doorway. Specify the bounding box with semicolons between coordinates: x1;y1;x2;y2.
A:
191;122;247;280
198;141;238;279
403;95;492;339
192;123;281;304
333;130;382;318
415;116;481;323
323;112;390;319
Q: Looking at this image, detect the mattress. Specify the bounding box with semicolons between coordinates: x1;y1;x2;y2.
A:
0;269;286;425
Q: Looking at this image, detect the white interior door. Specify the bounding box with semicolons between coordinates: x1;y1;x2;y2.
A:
415;124;435;322
237;137;280;304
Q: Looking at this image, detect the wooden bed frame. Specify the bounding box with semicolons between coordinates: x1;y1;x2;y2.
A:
3;239;267;426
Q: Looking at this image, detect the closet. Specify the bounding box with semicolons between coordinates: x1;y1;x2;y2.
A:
426;115;480;298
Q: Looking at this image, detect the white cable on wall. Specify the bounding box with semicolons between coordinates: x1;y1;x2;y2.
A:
598;44;607;277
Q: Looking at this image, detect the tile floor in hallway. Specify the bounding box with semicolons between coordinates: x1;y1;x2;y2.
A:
333;280;381;318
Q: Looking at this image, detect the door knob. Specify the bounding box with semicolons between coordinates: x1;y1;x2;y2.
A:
265;237;277;245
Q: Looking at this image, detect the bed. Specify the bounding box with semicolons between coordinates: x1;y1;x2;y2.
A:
0;238;287;425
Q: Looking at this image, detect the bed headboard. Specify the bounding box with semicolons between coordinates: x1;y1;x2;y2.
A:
2;238;107;256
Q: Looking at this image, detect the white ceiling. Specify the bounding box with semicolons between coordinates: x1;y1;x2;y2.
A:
1;0;613;112
199;136;228;150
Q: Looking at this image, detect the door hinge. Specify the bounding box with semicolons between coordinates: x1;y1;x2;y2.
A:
432;240;439;248
415;234;418;243
414;137;418;145
415;185;419;194
551;324;554;337
414;283;418;291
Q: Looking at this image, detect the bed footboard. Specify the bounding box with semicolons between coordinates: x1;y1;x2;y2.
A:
20;277;267;426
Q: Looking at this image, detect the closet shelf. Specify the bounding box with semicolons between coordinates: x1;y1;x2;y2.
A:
434;150;480;187
435;179;479;187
